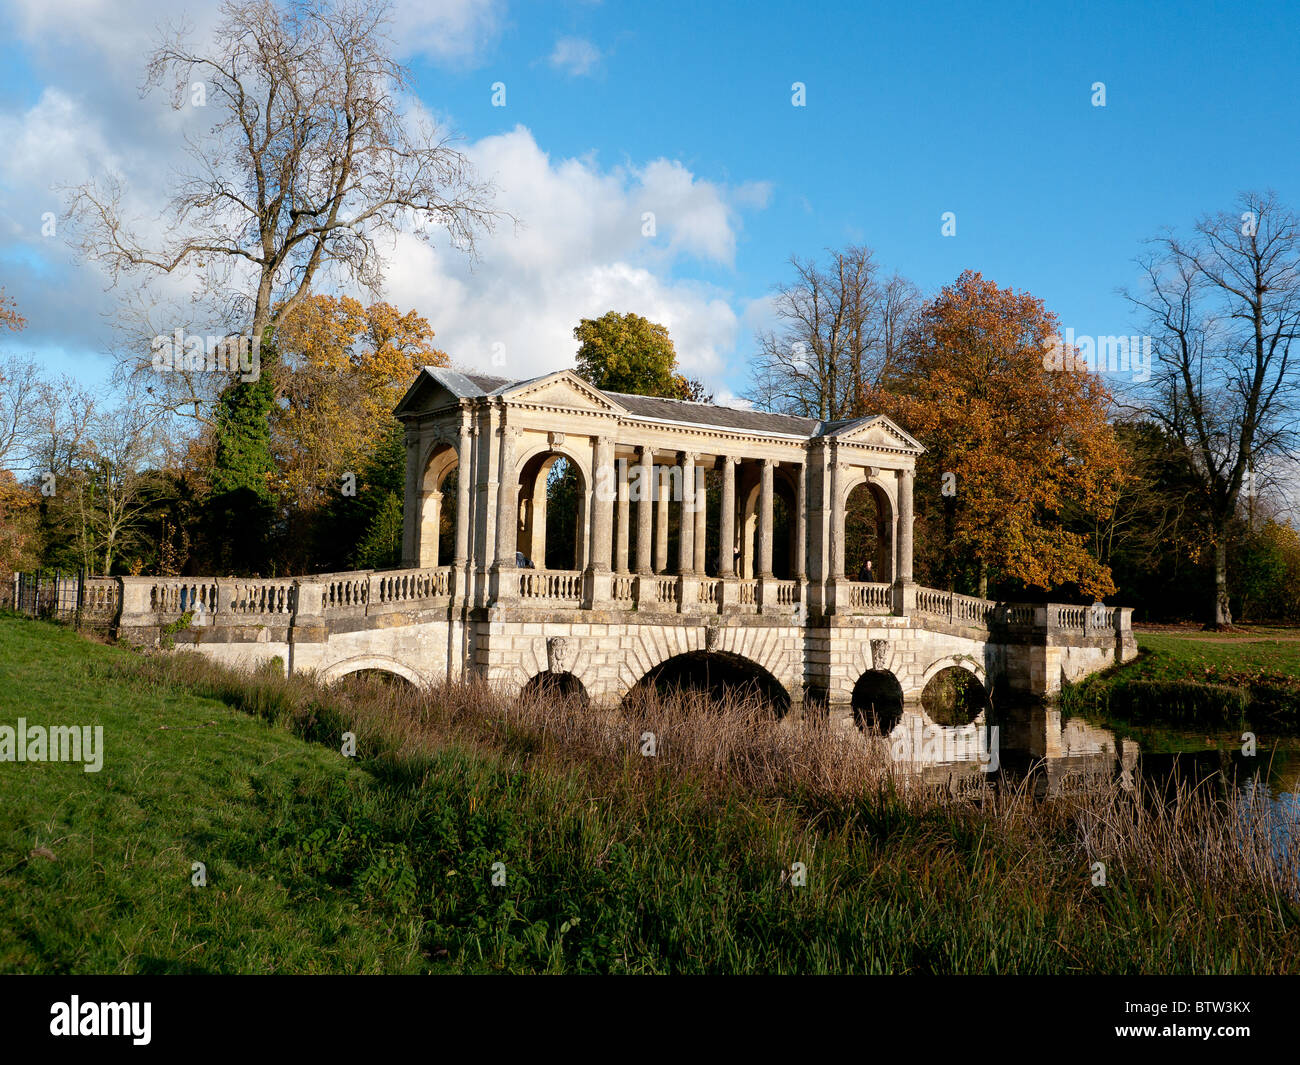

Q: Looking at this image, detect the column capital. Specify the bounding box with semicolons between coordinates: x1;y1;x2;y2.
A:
594;434;615;448
680;450;699;464
499;423;522;441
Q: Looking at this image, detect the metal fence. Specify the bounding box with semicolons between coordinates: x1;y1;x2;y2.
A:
8;570;110;629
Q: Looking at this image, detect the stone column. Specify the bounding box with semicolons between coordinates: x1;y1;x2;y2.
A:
794;461;807;580
756;458;775;612
793;461;808;617
589;436;614;572
454;423;472;566
692;463;707;575
757;458;775;578
529;484;548;567
805;441;831;617
677;452;698;611
897;467;914;582
401;431;420;567
825;453;846;615
655;465;669;573
678;452;696;574
636;448;654;573
454;421;473;599
492;424;519;602
615;456;630;573
829;459;845;580
586;434;614;607
719;456;736;577
418;489;442;567
893;465;916;616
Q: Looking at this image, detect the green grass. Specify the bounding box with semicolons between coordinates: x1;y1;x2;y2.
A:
0;618;444;973
1130;631;1300;687
3;615;1300;974
1062;629;1300;733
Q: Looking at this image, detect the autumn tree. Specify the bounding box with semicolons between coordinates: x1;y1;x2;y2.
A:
268;295;446;570
747;246;919;420
0;288;24;334
1125;191;1300;627
66;0;498;426
0;301;39;574
272;296;446;511
870;271;1128;599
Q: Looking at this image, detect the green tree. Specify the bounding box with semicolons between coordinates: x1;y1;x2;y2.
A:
203;344;279;574
574;311;708;398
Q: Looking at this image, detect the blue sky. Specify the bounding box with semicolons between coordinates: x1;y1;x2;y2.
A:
1;0;1297;401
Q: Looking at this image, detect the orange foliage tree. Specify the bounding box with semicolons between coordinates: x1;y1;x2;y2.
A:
868;271;1128;599
269;295;448;513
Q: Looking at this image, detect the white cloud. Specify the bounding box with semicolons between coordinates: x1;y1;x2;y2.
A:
5;0;503;65
376;126;764;385
388;0;505;64
547;35;602;77
0;6;770;396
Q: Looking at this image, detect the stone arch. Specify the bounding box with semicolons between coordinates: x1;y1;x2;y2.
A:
841;468;896;583
613;624;798;706
850;668;904;732
320;655;428;688
497;635;602;702
918;654;987;690
737;467;799;578
919;656;989;725
417;438;462;567
521;670;590;706
624;649;792;714
513;442;593;570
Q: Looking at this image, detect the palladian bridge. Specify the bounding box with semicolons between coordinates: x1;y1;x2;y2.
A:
106;366;1137;727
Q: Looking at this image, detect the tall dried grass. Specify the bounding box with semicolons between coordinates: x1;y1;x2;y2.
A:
103;650;1300;906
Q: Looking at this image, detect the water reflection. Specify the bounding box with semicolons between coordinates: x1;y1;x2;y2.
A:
882;699;1300;820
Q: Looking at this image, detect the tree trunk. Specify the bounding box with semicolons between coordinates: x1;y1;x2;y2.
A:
977;559;988;599
1212;534;1232;628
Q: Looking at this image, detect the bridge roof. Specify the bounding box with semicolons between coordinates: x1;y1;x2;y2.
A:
397;366;922;450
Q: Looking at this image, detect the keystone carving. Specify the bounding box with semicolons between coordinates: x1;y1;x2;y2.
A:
546;636;568;673
870;639;889;671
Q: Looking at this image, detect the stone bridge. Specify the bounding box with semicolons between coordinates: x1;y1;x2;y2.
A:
104;366;1135;726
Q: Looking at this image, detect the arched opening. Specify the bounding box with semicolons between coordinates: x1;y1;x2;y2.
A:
921;666;987;726
737;467;798;578
851;669;904;733
516;451;587;570
420;443;461;567
627;650;790;715
521;670;590;706
337;667;418;690
844;480;893;584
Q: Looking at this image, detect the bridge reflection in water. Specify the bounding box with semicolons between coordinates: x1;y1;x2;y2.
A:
883;696;1300;857
881;700;1139;797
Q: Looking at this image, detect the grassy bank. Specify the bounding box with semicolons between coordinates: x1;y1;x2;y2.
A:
1062;627;1300;732
2;615;1299;974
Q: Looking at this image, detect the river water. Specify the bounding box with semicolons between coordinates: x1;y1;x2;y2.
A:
885;702;1300;851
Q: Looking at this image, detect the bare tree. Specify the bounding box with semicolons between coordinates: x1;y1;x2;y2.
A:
1126;191;1300;626
65;0;501;422
72;390;165;574
745;247;919;421
0;355;43;475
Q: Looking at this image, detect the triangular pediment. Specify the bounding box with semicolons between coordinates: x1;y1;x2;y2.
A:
394;367;463;418
499;370;626;414
827;415;925;454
